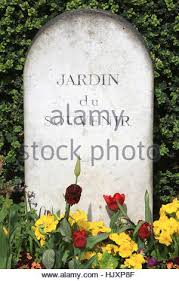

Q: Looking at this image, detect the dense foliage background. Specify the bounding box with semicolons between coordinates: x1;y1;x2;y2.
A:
0;0;178;214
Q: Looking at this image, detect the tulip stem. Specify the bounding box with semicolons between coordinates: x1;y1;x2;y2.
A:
75;176;78;184
65;203;70;220
117;201;135;225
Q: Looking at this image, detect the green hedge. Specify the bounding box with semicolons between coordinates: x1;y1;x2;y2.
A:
0;0;178;213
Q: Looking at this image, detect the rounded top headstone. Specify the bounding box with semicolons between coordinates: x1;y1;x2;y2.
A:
24;9;153;223
24;9;153;74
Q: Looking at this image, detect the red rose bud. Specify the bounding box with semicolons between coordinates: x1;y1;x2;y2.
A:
65;184;82;206
138;222;151;240
73;230;87;249
103;193;125;211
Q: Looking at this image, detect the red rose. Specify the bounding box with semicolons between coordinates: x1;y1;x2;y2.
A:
73;230;87;249
138;222;151;240
103;193;125;211
65;184;82;206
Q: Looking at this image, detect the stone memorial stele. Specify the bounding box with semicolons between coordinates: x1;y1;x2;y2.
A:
24;9;153;223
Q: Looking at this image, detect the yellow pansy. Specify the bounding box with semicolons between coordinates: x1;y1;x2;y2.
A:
97;253;102;261
59;210;111;236
109;232;138;258
169;217;179;234
32;226;45;240
109;232;131;245
118;242;138;258
176;210;179;220
69;210;88;225
160;198;179;216
102;244;119;255
81;251;96;260
40;236;46;247
33;214;58;246
153;204;179;246
88;221;111;236
35;214;58;233
158;230;172;246
121;253;145;269
69;210;90;230
60;210;90;231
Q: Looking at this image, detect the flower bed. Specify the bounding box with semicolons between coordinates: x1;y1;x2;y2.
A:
0;159;178;269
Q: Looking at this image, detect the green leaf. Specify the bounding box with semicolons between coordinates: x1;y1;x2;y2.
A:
137;237;145;250
42;249;55;269
68;259;75;269
155;245;168;261
86;233;109;250
62;250;71;264
145;190;152;223
172;235;179;258
80;255;97;269
118;224;135;233
0;207;9;223
27;229;41;247
110;211;122;230
150;250;158;260
101;252;118;269
8;205;19;235
110;210;135;233
117;202;128;217
0;225;9;268
54;251;63;269
133;221;144;239
39;225;46;235
58;218;72;242
6;254;12;269
69;255;81;269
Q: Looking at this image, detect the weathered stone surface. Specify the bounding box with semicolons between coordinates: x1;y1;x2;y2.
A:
24;9;153;223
